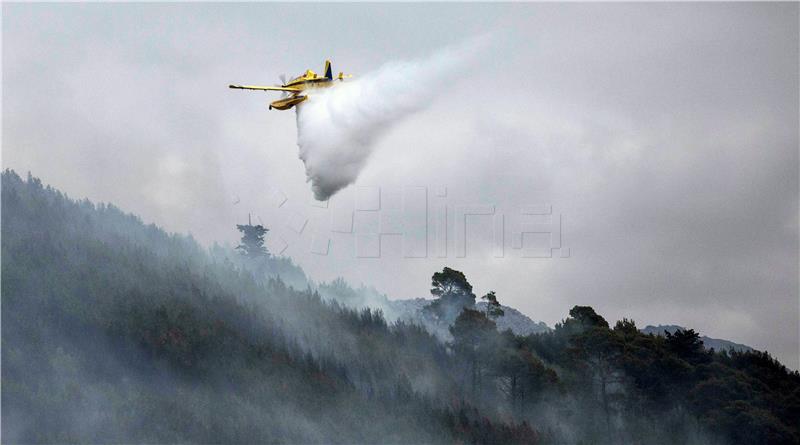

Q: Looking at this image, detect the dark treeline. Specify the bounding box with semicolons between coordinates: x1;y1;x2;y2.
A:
2;170;799;444
2;170;535;443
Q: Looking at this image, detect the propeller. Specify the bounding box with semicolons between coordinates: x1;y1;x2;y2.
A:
277;74;289;98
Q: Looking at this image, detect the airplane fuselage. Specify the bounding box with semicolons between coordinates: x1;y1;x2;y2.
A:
229;60;351;111
270;72;336;110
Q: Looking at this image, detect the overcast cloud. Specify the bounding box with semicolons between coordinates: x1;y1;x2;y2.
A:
3;3;798;368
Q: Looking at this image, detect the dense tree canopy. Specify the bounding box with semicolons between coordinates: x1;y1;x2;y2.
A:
1;170;534;444
3;170;799;445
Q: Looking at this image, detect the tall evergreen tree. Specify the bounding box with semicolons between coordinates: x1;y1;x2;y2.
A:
481;291;504;319
450;308;498;397
236;214;270;258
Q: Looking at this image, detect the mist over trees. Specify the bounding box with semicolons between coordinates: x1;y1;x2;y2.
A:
3;170;799;444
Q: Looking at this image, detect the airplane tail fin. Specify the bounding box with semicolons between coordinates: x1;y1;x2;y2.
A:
324;60;333;80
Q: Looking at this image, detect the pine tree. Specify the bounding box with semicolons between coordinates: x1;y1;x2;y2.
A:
236;214;270;258
481;291;504;319
423;267;476;323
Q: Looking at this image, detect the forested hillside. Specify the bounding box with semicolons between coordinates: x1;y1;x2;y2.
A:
1;170;535;444
3;170;799;444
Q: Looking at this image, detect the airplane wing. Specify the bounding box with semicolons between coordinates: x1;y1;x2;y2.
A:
229;84;302;92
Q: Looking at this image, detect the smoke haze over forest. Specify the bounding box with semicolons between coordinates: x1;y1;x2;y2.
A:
4;170;799;444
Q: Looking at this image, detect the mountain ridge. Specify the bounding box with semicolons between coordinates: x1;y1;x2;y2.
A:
641;324;753;353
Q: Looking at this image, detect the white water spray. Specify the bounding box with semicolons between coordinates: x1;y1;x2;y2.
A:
295;36;489;200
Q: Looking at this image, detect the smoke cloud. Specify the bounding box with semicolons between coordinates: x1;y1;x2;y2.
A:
295;36;490;200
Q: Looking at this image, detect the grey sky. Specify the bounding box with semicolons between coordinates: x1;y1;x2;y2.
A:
3;3;798;368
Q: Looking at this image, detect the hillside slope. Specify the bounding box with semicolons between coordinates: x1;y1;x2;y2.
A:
4;170;799;445
1;170;535;444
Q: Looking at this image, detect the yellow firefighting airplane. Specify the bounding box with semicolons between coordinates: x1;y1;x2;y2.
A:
229;60;351;110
